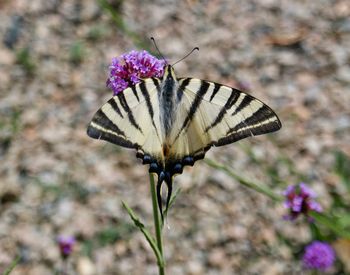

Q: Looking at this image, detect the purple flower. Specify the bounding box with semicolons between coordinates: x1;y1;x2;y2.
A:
107;50;166;95
283;183;322;220
302;241;335;271
57;236;75;258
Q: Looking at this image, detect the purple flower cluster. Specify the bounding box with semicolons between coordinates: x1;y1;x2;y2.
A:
107;50;166;95
303;241;335;271
283;183;322;220
57;236;75;258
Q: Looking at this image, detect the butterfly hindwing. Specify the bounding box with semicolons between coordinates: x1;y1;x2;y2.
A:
87;78;163;160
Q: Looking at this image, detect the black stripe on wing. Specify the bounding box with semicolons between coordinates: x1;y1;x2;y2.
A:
176;80;210;139
216;105;281;146
209;82;221;102
117;93;143;134
231;96;253;116
91;109;126;137
130;86;140;102
87;106;138;149
177;78;191;102
109;98;124;118
204;87;240;132
87;124;137;149
152;77;162;95
227;105;278;135
139;80;161;139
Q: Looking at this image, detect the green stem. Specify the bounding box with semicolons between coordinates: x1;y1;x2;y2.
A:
121;201;163;266
149;173;165;274
204;158;283;202
4;256;20;275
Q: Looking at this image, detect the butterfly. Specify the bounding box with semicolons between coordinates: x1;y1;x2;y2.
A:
87;64;281;218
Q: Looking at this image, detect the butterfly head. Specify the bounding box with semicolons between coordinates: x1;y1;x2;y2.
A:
162;64;177;82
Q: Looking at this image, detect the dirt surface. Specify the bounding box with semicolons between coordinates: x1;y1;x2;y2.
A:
1;0;349;274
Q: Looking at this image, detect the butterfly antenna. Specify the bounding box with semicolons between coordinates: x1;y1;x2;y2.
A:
150;37;167;64
172;47;199;67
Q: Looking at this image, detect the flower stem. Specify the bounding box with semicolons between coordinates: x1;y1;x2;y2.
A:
3;256;20;275
149;173;165;275
204;158;283;201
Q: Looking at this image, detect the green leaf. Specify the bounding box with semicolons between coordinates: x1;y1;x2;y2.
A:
97;0;150;50
309;222;323;240
204;158;283;201
96;223;134;246
122;201;164;267
81;239;94;257
334;151;350;192
310;212;350;239
163;187;181;221
4;256;20;275
338;213;350;228
69;41;85;65
16;48;36;74
329;189;348;209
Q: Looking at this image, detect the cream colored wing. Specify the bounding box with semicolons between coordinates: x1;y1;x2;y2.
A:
87;78;164;161
169;78;281;161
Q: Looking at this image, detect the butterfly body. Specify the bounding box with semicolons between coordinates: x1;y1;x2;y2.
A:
159;66;179;140
87;64;281;217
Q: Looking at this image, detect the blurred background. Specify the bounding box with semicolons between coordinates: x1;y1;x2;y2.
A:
1;0;349;274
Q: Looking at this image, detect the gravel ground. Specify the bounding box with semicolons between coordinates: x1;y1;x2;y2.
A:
1;0;349;274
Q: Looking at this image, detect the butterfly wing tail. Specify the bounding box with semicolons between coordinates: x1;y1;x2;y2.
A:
155;170;173;223
156;174;164;222
164;176;173;218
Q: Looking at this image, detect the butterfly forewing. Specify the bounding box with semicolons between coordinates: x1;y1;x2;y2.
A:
87;78;164;160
